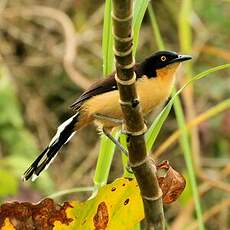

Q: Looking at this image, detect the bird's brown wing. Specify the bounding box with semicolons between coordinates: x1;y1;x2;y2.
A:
70;64;142;111
70;72;117;111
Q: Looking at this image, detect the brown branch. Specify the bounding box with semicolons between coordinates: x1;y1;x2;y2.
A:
112;0;165;229
1;6;91;89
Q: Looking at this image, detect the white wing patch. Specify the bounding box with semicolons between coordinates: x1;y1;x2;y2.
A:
49;114;78;147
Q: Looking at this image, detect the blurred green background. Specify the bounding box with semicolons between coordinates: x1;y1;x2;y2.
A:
0;0;229;229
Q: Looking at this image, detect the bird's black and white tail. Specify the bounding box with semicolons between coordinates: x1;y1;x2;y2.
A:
22;113;79;181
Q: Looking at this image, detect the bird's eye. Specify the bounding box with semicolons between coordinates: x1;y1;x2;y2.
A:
161;56;167;61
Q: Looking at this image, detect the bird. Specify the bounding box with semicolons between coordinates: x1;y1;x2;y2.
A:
22;50;192;181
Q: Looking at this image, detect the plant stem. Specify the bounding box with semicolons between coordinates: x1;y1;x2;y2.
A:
112;0;165;229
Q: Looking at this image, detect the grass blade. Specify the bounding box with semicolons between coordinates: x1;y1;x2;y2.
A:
94;131;119;187
148;4;165;50
93;0;116;189
133;0;149;54
102;0;114;75
173;88;204;230
177;1;203;227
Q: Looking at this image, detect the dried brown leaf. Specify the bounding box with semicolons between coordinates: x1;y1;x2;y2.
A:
0;198;73;229
156;160;186;204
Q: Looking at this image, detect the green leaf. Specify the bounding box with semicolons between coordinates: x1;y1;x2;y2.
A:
102;0;114;75
178;172;193;206
147;5;165;50
94;131;119;188
133;0;149;54
94;0;117;190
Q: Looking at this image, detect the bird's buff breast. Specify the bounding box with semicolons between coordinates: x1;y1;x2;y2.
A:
82;71;176;128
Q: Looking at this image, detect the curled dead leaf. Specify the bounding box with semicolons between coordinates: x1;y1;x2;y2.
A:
156;160;186;204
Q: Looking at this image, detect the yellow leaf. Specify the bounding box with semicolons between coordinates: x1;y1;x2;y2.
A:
54;177;144;230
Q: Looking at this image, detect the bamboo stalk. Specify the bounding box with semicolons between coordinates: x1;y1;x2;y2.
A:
112;0;165;229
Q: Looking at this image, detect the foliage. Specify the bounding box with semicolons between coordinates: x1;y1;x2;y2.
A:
0;66;54;199
0;0;229;229
1;161;186;229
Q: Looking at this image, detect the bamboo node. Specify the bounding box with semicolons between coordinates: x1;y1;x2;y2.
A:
115;72;136;85
116;60;135;69
113;47;132;57
113;32;133;42
112;11;132;22
122;123;147;136
129;157;147;168
142;191;163;201
119;97;139;106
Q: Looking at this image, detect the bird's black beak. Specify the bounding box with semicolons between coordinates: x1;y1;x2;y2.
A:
168;54;192;64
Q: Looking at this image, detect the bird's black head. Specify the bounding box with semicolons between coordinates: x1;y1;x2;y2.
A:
138;50;192;78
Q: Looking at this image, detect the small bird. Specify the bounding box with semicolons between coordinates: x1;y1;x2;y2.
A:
23;50;191;181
